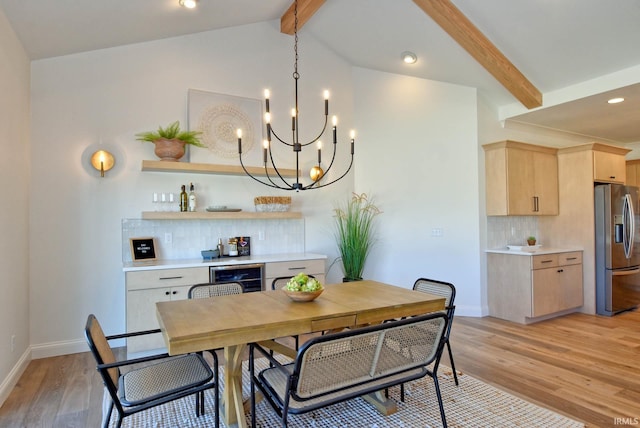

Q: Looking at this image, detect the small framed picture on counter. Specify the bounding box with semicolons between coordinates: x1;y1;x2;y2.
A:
130;237;157;262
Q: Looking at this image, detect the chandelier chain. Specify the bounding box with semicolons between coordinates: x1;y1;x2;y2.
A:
293;0;299;80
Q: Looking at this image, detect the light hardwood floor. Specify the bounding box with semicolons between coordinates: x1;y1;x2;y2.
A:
0;311;638;427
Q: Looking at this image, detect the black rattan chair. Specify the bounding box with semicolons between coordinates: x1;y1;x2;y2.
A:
413;278;459;386
85;314;219;428
188;281;244;361
249;312;449;428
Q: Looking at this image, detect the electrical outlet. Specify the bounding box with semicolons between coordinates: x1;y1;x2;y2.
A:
431;228;443;237
258;230;265;241
164;232;172;244
11;335;15;353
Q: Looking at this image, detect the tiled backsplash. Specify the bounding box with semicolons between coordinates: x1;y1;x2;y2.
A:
487;216;538;249
122;218;305;262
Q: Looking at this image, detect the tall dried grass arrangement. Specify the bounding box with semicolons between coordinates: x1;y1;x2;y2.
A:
334;193;381;280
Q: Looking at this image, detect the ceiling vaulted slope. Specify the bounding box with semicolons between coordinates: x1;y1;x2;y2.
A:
412;0;541;109
2;0;640;143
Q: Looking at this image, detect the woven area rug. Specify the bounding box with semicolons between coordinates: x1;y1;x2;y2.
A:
108;359;584;428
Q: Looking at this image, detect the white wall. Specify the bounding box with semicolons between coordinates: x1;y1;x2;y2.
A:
0;7;31;404
352;68;484;316
25;15;573;364
28;21;354;356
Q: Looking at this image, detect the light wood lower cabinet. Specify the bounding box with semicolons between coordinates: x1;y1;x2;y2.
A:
126;267;209;355
488;251;583;324
125;257;327;356
264;259;326;290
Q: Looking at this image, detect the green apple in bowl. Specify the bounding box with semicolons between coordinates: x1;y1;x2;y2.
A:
283;273;324;301
285;273;323;292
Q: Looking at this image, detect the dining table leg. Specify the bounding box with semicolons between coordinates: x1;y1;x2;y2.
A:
223;344;248;428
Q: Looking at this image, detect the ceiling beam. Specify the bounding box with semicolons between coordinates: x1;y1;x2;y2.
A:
281;0;326;35
413;0;542;109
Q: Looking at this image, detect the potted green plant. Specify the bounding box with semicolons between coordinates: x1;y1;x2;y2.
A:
135;121;205;161
333;193;381;281
527;236;537;246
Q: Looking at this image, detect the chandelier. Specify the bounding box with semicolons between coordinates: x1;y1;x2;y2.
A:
237;0;355;191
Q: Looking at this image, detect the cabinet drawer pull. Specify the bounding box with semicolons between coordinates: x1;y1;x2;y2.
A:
541;260;553;264
288;267;306;271
610;176;616;179
165;291;170;295
557;269;564;273
566;257;577;260
172;291;178;295
159;276;183;280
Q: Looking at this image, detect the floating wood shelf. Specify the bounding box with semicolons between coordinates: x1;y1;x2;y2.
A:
141;211;302;220
141;160;299;177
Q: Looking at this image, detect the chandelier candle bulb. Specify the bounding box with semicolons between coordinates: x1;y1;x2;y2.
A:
263;140;269;164
317;141;322;163
237;128;242;154
324;90;329;115
332;116;338;143
350;130;355;154
291;108;296;131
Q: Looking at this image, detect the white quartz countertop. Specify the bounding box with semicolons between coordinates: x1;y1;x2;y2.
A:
123;252;327;272
486;246;583;256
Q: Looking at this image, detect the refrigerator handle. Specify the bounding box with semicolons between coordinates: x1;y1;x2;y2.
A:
623;193;634;259
612;268;640;276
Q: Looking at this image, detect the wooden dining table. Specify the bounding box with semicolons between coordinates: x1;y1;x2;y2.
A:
156;279;445;428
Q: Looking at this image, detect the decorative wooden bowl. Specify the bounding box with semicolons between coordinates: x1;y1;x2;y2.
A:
282;288;323;302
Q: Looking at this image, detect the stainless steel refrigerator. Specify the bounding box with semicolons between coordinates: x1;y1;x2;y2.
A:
595;183;640;315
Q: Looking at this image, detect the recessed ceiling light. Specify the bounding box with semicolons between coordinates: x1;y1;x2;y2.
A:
179;0;198;8
401;51;417;64
608;97;625;104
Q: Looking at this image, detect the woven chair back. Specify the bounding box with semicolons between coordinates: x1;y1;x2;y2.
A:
413;278;456;308
188;282;243;299
85;314;119;387
294;314;446;399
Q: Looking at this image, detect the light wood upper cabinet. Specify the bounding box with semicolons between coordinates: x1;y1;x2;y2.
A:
626;159;640;187
558;143;629;185
484;141;559;216
593;150;626;183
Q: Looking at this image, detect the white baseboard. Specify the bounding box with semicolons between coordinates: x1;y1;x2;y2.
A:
456;304;489;317
1;339;106;407
31;338;88;360
0;348;31;408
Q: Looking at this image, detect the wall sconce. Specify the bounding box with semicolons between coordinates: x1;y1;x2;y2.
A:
90;150;115;177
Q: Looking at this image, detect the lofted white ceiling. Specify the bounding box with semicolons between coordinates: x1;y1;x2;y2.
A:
2;0;640;144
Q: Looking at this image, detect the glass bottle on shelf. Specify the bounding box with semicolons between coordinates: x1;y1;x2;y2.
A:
188;182;197;212
179;185;187;212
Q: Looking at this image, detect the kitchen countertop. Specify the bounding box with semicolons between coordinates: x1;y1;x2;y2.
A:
123;252;327;272
486;246;583;256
